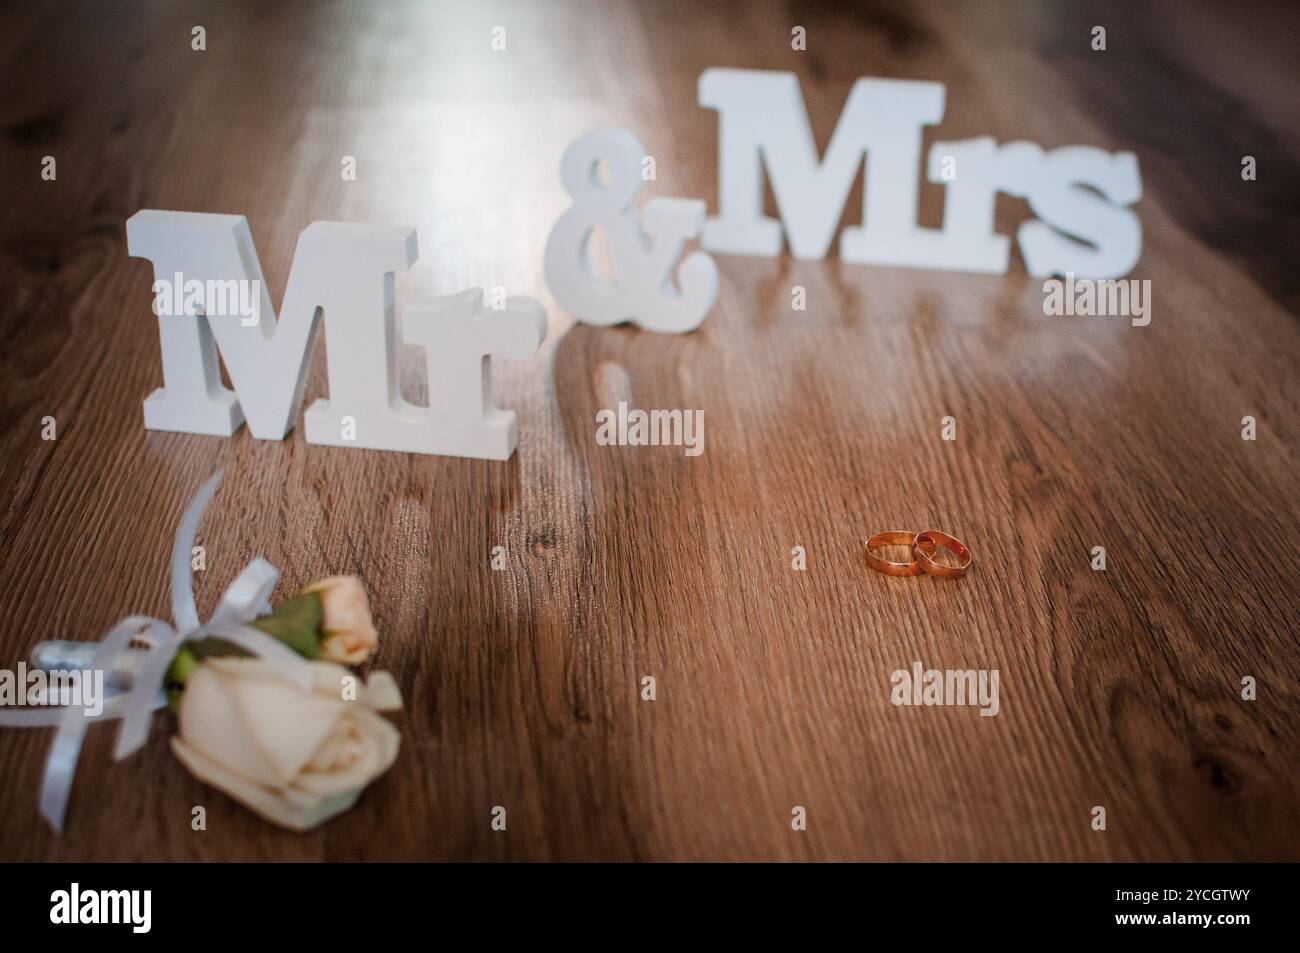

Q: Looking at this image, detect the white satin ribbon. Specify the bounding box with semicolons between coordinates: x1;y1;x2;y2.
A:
0;469;316;833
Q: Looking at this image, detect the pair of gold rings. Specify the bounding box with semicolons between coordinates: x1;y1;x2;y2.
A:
864;530;972;579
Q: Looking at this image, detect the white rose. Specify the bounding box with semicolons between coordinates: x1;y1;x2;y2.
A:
302;576;380;665
171;657;402;831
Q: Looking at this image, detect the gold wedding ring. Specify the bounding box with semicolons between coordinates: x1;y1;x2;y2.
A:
864;531;938;576
912;530;972;579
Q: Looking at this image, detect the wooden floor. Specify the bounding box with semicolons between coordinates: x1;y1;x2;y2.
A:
1;0;1297;861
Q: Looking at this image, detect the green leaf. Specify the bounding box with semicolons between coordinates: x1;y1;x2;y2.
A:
165;646;200;713
165;645;200;691
161;594;324;710
249;591;323;660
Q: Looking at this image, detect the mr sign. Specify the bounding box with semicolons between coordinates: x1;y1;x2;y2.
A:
126;211;545;460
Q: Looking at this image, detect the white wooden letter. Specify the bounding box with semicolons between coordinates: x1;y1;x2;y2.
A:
996;142;1142;279
126;211;417;440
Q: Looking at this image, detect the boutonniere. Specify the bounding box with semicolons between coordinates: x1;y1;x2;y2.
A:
0;472;402;833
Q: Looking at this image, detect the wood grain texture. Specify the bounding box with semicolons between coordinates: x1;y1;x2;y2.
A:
0;0;1297;861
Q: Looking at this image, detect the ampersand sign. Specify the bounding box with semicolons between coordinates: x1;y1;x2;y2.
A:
544;127;719;334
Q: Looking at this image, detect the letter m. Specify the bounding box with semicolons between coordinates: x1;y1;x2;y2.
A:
698;68;946;261
126;211;416;439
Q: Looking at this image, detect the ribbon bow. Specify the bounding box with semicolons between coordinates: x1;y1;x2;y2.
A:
0;470;316;832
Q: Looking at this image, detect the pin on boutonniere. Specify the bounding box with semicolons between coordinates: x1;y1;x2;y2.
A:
0;471;403;834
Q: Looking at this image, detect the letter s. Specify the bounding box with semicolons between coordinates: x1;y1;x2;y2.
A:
1017;147;1141;279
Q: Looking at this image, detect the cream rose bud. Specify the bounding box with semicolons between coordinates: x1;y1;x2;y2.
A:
171;657;401;831
302;575;379;665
